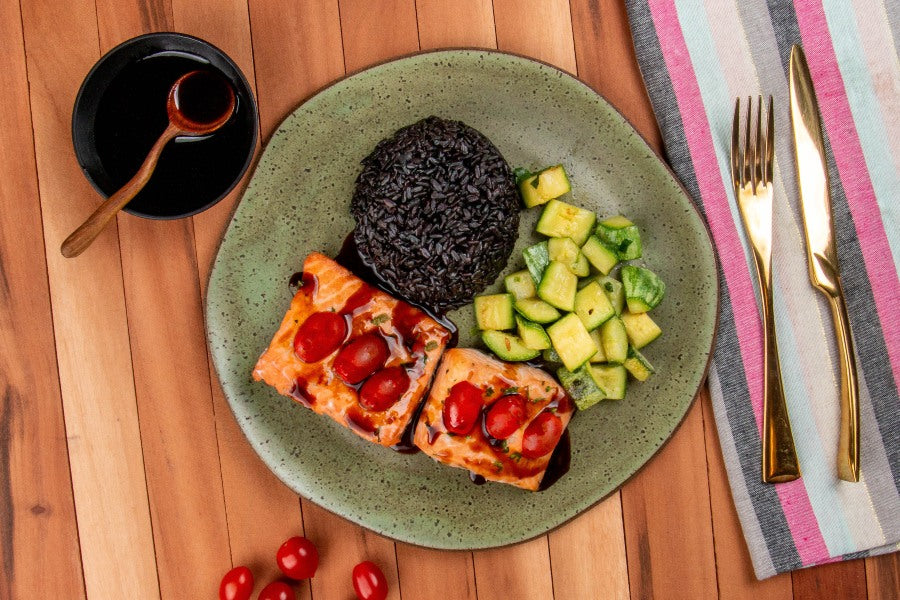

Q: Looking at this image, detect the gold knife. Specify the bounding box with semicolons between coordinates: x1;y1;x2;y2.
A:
789;45;860;482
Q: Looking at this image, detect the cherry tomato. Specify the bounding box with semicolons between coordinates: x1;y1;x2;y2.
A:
257;581;294;600
333;333;389;384
293;312;347;362
359;366;410;411
276;535;319;580
352;561;388;600
219;566;254;600
442;381;484;435
521;411;564;458
485;394;527;440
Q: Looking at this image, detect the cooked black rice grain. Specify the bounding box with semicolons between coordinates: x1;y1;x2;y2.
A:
351;117;519;312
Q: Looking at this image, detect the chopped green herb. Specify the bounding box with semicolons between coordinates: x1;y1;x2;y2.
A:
510;452;522;462
329;307;336;312
371;313;389;325
424;340;438;351
499;439;509;453
513;167;533;184
502;386;519;395
530;175;541;189
604;282;615;293
544;385;552;393
492;460;504;471
484;386;495;397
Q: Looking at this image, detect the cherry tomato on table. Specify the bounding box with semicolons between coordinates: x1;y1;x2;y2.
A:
359;366;410;411
333;333;389;384
442;381;484;435
293;312;347;362
276;535;319;580
521;411;564;458
352;561;388;600
257;581;294;600
484;394;527;440
219;566;254;600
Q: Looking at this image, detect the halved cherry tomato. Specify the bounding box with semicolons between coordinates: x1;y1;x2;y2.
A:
359;366;410;411
333;333;389;384
442;381;484;435
219;566;254;600
352;561;388;600
293;312;347;363
257;580;294;600
521;411;564;458
485;394;527;440
276;535;319;580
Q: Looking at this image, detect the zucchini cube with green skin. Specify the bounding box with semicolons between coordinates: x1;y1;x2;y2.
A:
621;265;665;313
537;261;578;312
516;316;551;350
589;364;628;400
574;281;615;331
595;215;642;260
523;241;550;285
581;235;618;275
600;317;628;364
514;298;561;324
536;200;597;245
621;311;662;349
542;346;562;365
557;365;606;410
481;330;540;361
474;294;515;331
598;276;625;315
547;313;597;371
518;165;572;208
504;270;536;300
623;347;655;381
588;328;607;362
548;237;590;277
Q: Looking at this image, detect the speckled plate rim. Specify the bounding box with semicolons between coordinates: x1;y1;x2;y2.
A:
205;48;721;550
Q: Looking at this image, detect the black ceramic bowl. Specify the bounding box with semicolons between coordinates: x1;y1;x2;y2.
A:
72;33;258;219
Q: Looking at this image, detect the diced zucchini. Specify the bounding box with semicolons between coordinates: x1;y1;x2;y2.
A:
504;270;536;300
537;261;578;312
589;364;628;400
574;281;615;330
581;235;618;275
518;165;572;208
621;265;666;313
548;237;590;277
523;241;550;285
481;330;540;361
621;311;662;349
595;215;642;260
514;298;561;324
542;346;562;365
536;199;596;245
474;293;514;330
547;313;597;371
600;317;628;364
588;329;607;363
557;366;605;411
516;316;551;350
598;276;625;315
623;347;655;381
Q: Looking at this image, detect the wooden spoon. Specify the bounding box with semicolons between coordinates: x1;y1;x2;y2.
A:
61;70;236;258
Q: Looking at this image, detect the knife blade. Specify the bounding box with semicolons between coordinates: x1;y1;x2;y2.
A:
789;44;860;482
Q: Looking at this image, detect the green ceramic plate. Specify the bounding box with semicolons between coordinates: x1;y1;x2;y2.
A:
206;50;718;549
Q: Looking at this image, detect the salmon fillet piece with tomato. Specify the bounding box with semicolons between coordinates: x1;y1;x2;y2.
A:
413;348;573;490
253;252;451;446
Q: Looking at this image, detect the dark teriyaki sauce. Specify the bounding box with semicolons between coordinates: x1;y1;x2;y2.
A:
172;70;233;125
538;430;572;492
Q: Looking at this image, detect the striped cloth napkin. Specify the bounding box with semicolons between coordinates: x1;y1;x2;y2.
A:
624;0;899;579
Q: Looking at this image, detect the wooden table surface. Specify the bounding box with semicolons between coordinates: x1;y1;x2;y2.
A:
1;0;897;598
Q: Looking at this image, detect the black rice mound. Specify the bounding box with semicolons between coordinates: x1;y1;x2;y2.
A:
351;117;519;313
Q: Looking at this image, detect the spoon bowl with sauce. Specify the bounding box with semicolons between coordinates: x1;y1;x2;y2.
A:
61;69;236;258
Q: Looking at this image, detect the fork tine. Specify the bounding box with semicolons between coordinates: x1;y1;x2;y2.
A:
732;98;741;192
755;95;763;191
744;96;752;190
765;95;775;184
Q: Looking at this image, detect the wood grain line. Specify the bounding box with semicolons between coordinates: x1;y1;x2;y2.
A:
866;553;899;600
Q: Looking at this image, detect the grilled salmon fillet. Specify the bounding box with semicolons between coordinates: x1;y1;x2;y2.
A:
413;348;573;490
253;252;451;446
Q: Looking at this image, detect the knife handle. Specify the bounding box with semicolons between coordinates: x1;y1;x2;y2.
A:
759;275;802;483
828;286;860;482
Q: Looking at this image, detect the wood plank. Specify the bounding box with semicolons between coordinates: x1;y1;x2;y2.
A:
338;0;420;71
620;394;718;600
0;0;85;595
701;380;793;599
792;560;867;600
866;553;899;600
548;495;630;600
415;0;496;48
493;0;577;74
17;0;160;596
569;0;661;150
473;541;555;600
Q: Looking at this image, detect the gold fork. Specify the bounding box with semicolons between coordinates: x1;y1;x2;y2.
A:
731;96;801;483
